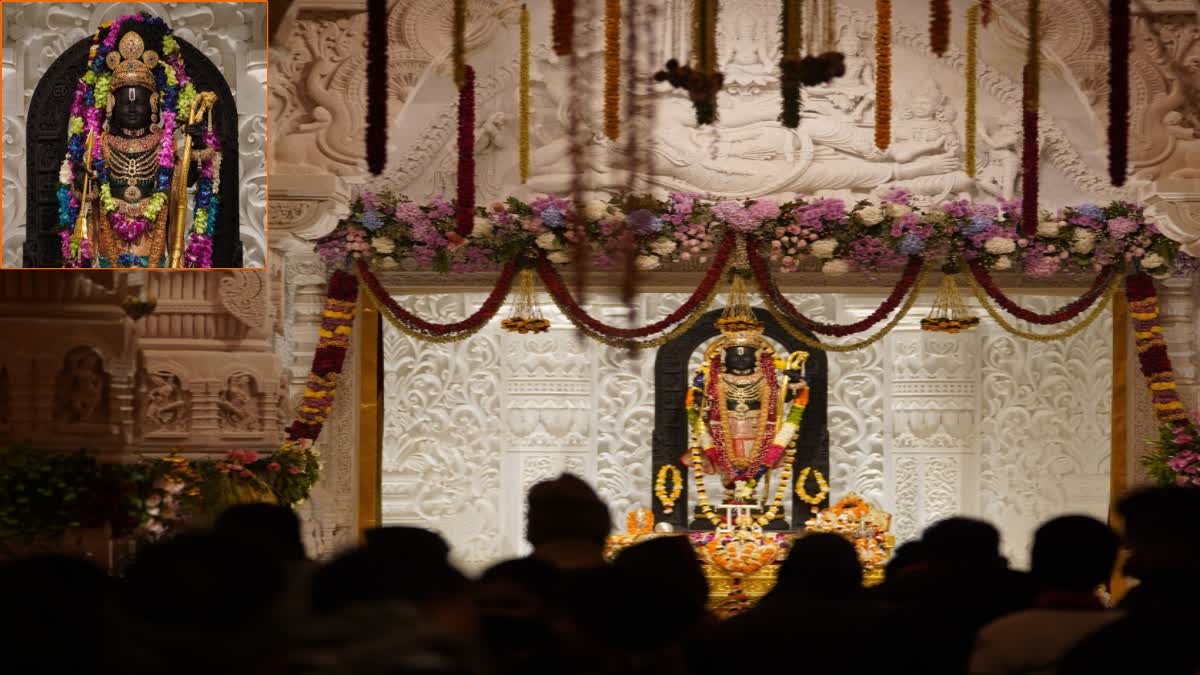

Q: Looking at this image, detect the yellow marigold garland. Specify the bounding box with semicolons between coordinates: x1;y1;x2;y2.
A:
965;3;978;178
604;0;621;141
874;0;892;150
795;466;830;512
519;5;530;183
655;465;683;514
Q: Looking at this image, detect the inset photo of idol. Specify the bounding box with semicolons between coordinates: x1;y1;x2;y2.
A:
2;2;267;268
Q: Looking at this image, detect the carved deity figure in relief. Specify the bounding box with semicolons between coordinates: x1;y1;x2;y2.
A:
144;371;188;431
976;110;1023;200
218;372;259;431
880;80;975;204
55;347;109;424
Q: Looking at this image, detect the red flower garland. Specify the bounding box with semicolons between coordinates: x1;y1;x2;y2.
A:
365;0;388;175
537;235;734;339
1126;272;1190;425
1021;71;1039;236
981;0;993;26
552;0;575;56
930;0;950;56
286;270;359;441
968;261;1116;325
1109;0;1130;187
748;241;923;337
703;352;781;484
456;66;476;237
357;260;516;336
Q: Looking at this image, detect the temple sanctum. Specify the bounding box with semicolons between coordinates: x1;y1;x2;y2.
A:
2;2;1200;668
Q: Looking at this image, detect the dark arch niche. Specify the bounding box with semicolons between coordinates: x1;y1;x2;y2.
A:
24;28;241;268
652;307;829;531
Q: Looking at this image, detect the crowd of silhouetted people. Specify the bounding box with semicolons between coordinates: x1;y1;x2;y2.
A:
3;474;1200;675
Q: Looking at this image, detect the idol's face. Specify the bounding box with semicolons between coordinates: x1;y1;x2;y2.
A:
724;345;757;374
113;86;152;131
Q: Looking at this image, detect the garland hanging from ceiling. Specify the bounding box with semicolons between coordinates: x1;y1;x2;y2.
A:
874;0;892;150
1021;0;1040;236
656;0;724;125
965;3;979;178
365;0;387;175
1109;0;1130;187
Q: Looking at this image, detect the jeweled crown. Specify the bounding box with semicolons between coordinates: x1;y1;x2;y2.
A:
107;31;159;93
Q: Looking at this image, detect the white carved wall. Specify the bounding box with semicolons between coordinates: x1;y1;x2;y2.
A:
379;291;1110;571
1;2;268;268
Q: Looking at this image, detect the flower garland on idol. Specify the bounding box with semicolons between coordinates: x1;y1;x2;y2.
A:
58;13;219;268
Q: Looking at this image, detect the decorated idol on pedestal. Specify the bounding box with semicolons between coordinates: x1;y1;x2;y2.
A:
57;13;221;268
682;277;810;527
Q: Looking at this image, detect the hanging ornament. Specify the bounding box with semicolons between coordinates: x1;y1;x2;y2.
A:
1109;0;1130;186
1021;0;1040;236
875;0;892;150
365;0;387;175
922;257;979;333
655;0;724;125
552;0;575;56
930;0;950;56
453;0;466;88
780;0;804;128
981;0;993;26
604;0;621;140
455;65;476;237
501;269;551;334
519;4;530;184
965;3;978;177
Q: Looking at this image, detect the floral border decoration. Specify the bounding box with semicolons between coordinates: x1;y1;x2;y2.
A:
0;271;359;543
59;13;220;268
321;190;1186;282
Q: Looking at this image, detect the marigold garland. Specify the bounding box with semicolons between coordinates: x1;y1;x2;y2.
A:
655;465;684;514
930;0;950;56
552;0;574;56
749;242;923;337
456;66;476;237
968;268;1118;342
968;261;1115;325
366;0;387;175
1109;0;1130;187
795;466;830;512
965;3;979;177
357;259;516;340
874;0;892;150
519;5;531;184
286;270;359;441
603;0;621;141
453;0;466;88
1126;272;1190;424
1021;0;1040;235
655;0;723;126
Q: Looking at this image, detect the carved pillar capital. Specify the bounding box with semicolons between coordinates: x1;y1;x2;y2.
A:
1143;180;1200;256
268;175;354;249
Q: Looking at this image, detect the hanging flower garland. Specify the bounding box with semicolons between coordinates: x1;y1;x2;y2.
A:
779;0;804;128
359;260;516;341
1109;0;1130;187
656;0;723;125
456;65;476;237
965;3;979;178
366;0;387;175
519;5;531;184
59;13;219;268
968;269;1118;342
453;0;467;88
874;0;892;150
1021;0;1041;236
930;0;950;56
286;270;360;441
967;261;1115;325
655;465;683;514
552;0;575;56
1126;272;1190;425
981;0;993;26
603;0;621;141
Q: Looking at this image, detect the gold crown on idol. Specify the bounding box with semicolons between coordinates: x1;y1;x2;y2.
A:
706;274;773;359
107;31;159;93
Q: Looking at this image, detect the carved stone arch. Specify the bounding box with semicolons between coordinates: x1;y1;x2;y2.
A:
24;27;241;267
652;307;829;531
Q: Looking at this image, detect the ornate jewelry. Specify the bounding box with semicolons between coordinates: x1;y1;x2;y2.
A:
107;31;159;93
655;465;683;514
121;128;147;138
123;185;143;201
104;131;161;154
795;467;830;513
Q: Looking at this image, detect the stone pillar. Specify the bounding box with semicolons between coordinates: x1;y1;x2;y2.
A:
886;329;980;544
